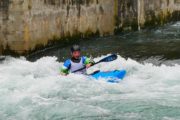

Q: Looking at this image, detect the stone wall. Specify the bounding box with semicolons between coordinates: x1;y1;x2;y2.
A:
0;0;180;55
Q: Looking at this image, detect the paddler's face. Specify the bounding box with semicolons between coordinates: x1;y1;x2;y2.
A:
72;51;81;59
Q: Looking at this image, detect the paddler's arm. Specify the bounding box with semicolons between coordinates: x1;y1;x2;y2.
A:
60;60;71;75
83;56;95;68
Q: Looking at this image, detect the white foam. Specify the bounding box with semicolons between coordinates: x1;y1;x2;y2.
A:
0;55;180;119
171;22;180;27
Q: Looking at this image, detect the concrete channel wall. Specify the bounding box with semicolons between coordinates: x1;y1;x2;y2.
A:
0;0;180;55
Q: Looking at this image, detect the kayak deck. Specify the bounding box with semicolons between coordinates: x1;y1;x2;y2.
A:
91;70;126;83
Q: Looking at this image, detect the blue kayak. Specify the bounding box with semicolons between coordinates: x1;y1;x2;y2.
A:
91;70;126;83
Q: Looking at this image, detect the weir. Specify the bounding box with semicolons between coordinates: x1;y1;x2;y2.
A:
0;0;180;55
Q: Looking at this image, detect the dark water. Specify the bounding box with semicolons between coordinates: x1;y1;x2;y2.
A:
27;22;180;65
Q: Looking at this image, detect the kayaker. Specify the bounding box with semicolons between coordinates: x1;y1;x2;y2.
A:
60;45;95;75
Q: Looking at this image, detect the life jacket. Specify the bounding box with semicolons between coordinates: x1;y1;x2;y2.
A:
69;57;86;74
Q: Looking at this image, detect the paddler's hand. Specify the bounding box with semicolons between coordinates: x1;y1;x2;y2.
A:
60;72;68;76
86;57;95;69
86;63;92;68
60;73;66;76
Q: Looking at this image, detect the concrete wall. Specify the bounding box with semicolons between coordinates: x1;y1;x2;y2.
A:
140;0;180;27
115;0;180;31
0;0;180;55
0;0;116;54
0;0;10;54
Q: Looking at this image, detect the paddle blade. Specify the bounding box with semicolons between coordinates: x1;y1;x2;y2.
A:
99;54;118;62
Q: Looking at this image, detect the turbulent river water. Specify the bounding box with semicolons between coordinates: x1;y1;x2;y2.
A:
0;22;180;120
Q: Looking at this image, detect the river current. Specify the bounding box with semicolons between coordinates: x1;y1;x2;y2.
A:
0;22;180;120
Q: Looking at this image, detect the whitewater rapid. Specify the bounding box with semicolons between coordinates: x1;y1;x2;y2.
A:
0;55;180;120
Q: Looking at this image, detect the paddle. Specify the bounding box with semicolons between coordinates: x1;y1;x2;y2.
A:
72;54;118;73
